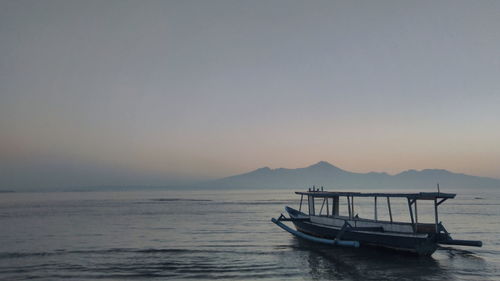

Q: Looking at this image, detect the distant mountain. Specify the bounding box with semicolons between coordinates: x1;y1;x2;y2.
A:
202;161;500;190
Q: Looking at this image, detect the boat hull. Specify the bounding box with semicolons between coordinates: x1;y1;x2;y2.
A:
286;207;438;256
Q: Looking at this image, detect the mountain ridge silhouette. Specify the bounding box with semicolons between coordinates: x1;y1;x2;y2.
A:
203;161;500;189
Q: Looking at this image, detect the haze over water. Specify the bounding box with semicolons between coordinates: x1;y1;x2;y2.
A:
1;188;499;280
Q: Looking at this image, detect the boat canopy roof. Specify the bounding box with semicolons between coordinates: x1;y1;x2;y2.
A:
295;191;456;200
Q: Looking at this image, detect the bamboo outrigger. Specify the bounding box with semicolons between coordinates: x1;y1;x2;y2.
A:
272;187;482;256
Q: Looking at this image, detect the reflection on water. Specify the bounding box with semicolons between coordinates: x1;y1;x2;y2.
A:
0;189;498;280
438;246;490;281
293;238;449;281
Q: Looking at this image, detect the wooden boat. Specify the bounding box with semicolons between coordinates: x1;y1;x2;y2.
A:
272;187;482;256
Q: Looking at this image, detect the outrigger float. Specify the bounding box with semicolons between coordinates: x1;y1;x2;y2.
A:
272;187;482;256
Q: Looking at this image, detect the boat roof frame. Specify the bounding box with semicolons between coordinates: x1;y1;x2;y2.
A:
295;191;455;200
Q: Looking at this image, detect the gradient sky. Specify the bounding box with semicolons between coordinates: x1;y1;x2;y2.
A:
1;0;499;189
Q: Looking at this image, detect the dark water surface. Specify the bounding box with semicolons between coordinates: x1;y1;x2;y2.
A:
0;189;499;280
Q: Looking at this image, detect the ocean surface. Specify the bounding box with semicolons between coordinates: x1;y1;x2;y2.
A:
0;188;499;280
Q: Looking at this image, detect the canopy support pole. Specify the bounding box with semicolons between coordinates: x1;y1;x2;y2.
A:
408;198;416;232
326;197;329;216
347;196;351;219
387;197;393;223
434;198;439;233
319;198;326;215
414;199;418;232
351;196;355;218
332;196;339;216
308;195;315;216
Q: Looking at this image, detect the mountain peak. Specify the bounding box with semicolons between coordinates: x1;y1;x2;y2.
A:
254;167;271;172
317;160;332;166
308;161;334;168
305;161;348;174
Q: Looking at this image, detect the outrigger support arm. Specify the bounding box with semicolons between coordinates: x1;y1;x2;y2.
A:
335;221;353;241
439;239;483;247
436;222;482;247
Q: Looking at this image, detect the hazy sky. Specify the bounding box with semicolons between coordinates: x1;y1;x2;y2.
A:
1;0;499;189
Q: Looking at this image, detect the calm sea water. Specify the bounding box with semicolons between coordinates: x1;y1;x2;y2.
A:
0;189;499;280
